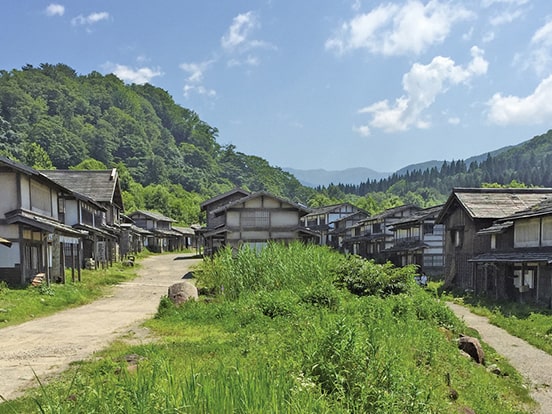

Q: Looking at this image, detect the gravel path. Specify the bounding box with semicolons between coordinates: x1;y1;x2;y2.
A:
0;253;201;401
447;302;552;414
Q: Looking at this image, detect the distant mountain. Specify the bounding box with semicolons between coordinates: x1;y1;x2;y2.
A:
396;146;514;176
283;167;391;187
288;145;516;188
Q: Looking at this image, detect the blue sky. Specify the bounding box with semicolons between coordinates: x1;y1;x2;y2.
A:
2;1;552;173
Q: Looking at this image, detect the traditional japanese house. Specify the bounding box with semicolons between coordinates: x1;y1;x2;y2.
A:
436;187;552;292
470;197;552;306
41;169;125;265
302;203;360;246
0;157;84;286
120;214;152;258
200;191;317;255
128;210;182;253
329;210;370;253
385;205;445;278
348;204;421;263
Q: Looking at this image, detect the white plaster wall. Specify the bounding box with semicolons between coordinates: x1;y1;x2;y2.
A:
271;211;298;226
227;211;240;226
0;173;18;213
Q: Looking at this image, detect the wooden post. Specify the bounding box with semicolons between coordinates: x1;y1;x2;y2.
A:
71;243;76;283
77;240;82;282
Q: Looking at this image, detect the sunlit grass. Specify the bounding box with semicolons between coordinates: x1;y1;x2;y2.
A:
0;244;536;413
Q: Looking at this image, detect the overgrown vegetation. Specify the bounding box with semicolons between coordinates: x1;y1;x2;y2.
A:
447;292;552;357
1;244;535;413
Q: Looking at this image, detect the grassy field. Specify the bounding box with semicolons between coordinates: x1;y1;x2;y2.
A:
0;244;536;413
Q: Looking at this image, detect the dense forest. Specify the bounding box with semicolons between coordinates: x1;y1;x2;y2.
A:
0;64;314;223
0;63;550;223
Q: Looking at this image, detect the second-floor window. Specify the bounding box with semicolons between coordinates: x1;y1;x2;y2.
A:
514;218;540;248
242;210;270;228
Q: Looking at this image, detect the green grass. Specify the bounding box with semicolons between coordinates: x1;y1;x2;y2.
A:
0;256;147;328
443;288;552;356
0;244;536;413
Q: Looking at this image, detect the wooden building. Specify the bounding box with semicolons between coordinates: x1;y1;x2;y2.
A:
128;210;183;253
0;157;84;286
41;169;125;265
385;205;445;278
436;188;552;292
470;197;552;306
302;203;360;246
200;191;317;255
347;205;421;263
329;210;370;253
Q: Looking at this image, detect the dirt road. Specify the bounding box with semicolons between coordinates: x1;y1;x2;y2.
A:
447;302;552;414
0;253;202;401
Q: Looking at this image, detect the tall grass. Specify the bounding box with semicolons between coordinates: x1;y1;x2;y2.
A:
1;243;535;413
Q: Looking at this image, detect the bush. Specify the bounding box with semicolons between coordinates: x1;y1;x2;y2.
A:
335;255;416;297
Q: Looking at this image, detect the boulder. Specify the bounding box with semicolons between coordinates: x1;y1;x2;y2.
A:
168;281;198;305
458;335;485;364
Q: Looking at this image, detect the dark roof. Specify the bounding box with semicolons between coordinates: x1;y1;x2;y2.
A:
304;203;357;218
437;188;552;223
5;209;85;237
477;221;514;235
384;240;428;253
41;169;124;209
211;191;310;215
173;226;195;236
389;204;444;229
469;251;552;264
129;210;175;222
200;188;250;210
360;204;421;223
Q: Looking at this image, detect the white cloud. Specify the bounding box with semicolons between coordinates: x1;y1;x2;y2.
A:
221;11;275;67
180;60;217;99
353;125;371;137
359;46;488;133
105;63;163;84
71;12;109;26
448;116;460;125
326;0;473;56
489;9;523;26
521;20;552;76
45;4;64;17
487;74;552;125
221;12;259;51
180;61;213;83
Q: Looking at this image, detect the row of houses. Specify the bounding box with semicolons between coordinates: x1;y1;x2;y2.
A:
198;187;552;307
0;157;196;287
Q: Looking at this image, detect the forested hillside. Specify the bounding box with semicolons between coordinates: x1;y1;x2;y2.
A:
0;64;314;223
1;64;549;222
325;129;552;203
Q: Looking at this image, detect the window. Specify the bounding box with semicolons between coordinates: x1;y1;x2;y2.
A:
514;218;540;248
241;210;270;227
452;229;463;248
423;223;434;234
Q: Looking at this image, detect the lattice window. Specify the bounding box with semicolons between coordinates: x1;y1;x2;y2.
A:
241;210;270;227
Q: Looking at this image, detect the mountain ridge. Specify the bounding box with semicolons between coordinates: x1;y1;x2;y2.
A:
286;145;515;188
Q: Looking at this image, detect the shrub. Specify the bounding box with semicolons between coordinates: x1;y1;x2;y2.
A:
335;255;416;297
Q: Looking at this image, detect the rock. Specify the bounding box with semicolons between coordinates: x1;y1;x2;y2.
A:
168;281;198;305
487;363;501;376
458;335;485;364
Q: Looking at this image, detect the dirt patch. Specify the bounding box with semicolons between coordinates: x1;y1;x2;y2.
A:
0;253;201;401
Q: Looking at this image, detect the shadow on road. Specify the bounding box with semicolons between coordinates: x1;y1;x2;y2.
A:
173;254;203;261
